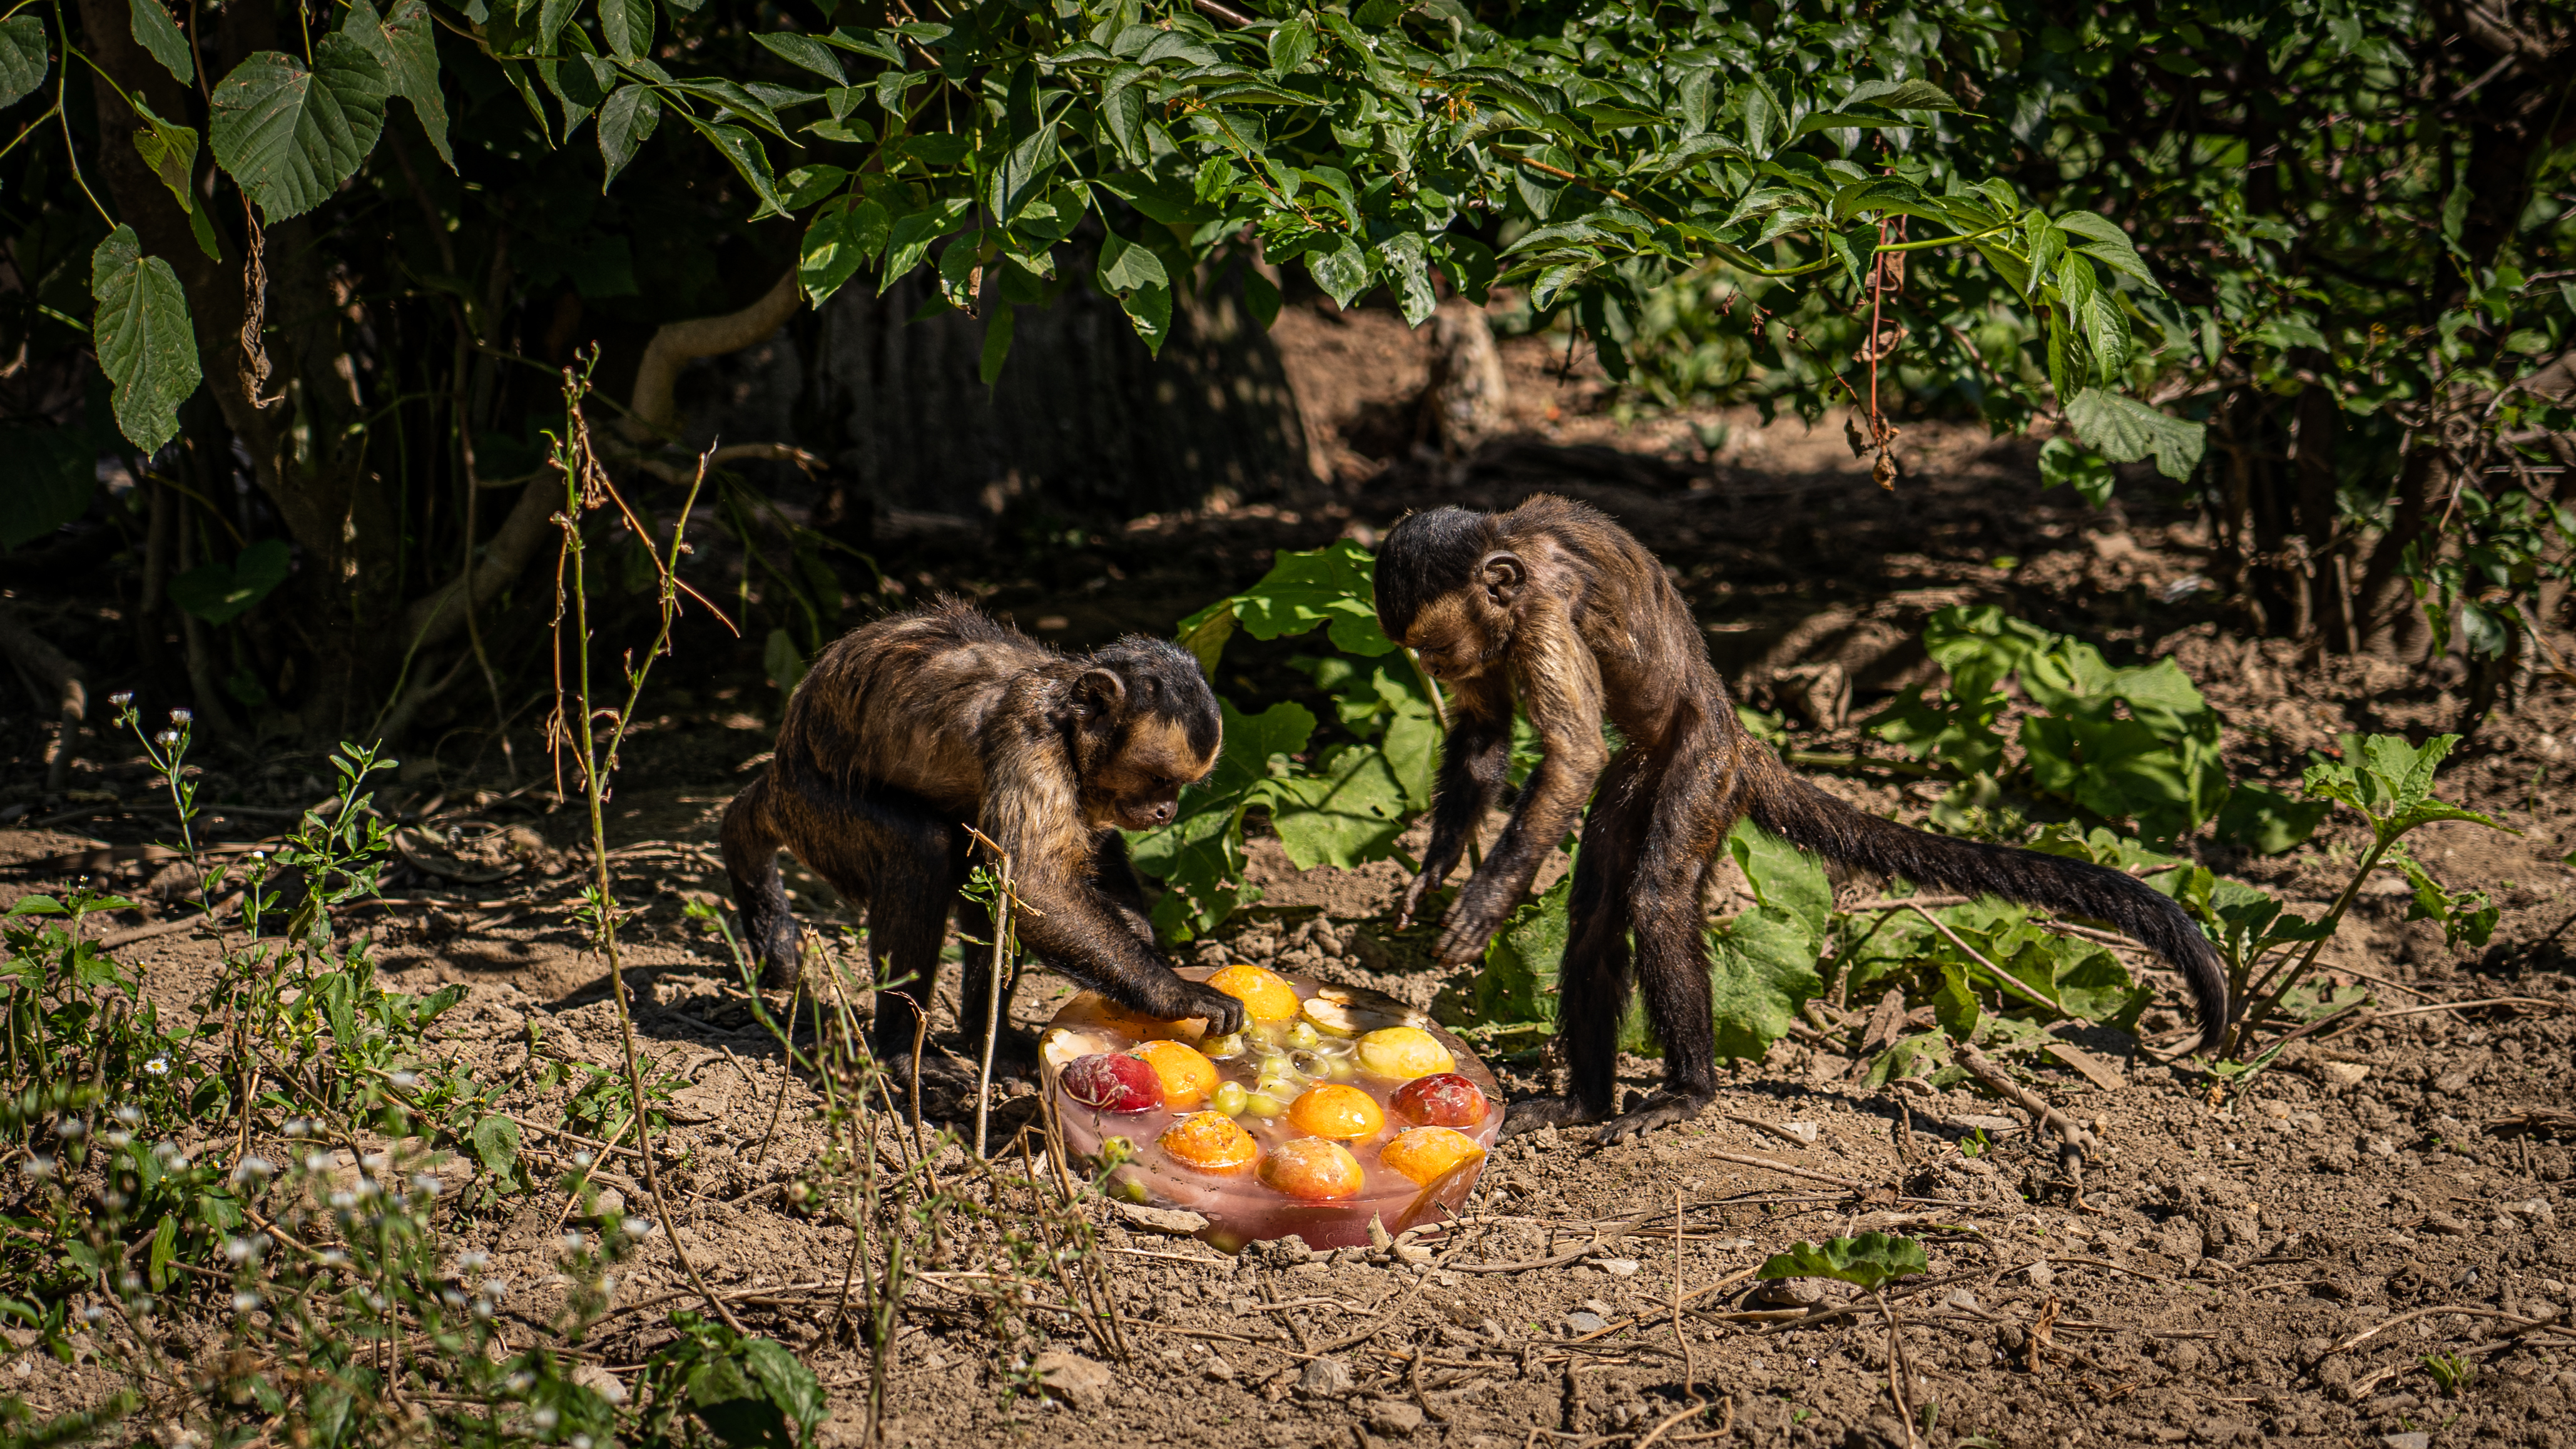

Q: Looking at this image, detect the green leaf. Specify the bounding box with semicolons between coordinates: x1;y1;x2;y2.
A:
1756;1233;1928;1291
738;1336;828;1436
798;196;885;306
1230;537;1393;656
147;1214;178;1291
978;300;1014;385
342;0;450;167
0;14;48;109
881;198;970;288
2053;209;2158;288
753;30;843;83
1096;229;1171;355
1706;903;1822;1062
129;0;193;84
1308;235;1369;309
597;84;659;187
1377;231;1435;327
686;117;787;218
1465;872;1571;1034
129;101;200;215
2079;288;2131;381
469;1114;521;1178
2036;438;2115;506
1725;818;1831;941
210;39;392;224
90;226;201;455
1268;743;1409;869
2064;388;2204;480
0;429;93;550
1842;78;1959;112
2213;783;2330;855
169;538;293;623
1267;16;1316;74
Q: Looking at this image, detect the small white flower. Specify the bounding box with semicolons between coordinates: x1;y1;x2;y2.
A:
231;1291;260;1313
531;1408;557;1431
154;730;178;747
411;1174;441;1197
230;1156;273;1183
223;1236;258;1264
597;1274;616;1296
80;1306;105;1324
439;1289;466;1309
143;1057;170;1077
109;691;135;708
19;1157;53;1181
55;1118;86;1139
456;1253;489;1273
305;1151;332;1174
170;708;193;725
103;1131;133;1149
622;1216;653;1238
388;1070;418;1089
328;1190;355;1209
561;1231;584;1252
573;1435;594;1449
250;850;267;862
113;1105;143;1126
507;1372;536;1395
318;1249;349;1268
118;1272;142;1294
571;1151;594;1169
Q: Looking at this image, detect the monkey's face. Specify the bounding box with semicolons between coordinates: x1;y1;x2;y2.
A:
1081;716;1218;831
1401;592;1511;683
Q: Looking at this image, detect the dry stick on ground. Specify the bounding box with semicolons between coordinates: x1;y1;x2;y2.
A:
1953;1040;2099;1207
554;425;745;1336
2325;1304;2562;1356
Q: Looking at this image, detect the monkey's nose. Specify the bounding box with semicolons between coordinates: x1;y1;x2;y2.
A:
1149;802;1173;823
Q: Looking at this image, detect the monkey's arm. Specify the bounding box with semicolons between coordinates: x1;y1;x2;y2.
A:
1433;597;1606;964
1397;673;1514;929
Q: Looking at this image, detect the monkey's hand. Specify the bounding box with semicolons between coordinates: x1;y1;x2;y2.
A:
1148;977;1248;1037
1431;888;1519;965
1393;865;1451;932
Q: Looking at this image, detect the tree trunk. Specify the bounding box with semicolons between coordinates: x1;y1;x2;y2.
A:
800;257;1316;524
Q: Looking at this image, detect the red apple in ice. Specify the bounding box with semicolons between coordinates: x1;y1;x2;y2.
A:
1390;1072;1488;1129
1061;1052;1164;1113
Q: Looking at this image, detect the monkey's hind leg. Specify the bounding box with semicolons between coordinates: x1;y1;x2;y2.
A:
720;773;802;990
1592;769;1738;1145
1500;756;1649;1139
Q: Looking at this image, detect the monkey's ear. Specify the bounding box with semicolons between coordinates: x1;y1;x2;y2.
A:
1072;668;1125;721
1479;550;1526;607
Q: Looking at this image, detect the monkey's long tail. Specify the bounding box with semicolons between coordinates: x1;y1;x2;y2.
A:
1744;753;2229;1054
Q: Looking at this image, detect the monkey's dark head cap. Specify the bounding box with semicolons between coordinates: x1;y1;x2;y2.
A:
1373;506;1495;641
1084;636;1221;756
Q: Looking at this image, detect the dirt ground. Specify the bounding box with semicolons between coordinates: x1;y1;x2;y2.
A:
6;300;2576;1447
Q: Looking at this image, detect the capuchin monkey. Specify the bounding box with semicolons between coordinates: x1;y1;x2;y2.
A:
1374;496;2229;1142
721;601;1245;1073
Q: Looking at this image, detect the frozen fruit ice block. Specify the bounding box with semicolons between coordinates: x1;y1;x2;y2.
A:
1042;968;1504;1252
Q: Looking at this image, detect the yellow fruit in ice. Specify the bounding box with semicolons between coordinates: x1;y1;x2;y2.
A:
1131;1040;1218;1107
1159;1112;1258;1173
1285;1083;1385;1141
1354;1026;1454;1080
1207;963;1301;1024
1379;1127;1484;1186
1259;1137;1365;1201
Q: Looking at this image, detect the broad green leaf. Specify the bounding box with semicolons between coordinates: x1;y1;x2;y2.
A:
882;198;970;288
753;31;843;83
130;101;200;214
2037;437;2116;506
2054;209;2158;288
738;1336;828;1435
90;226;201;454
1233;538;1392;656
1377;231;1434;326
978;300;1014;384
1757;1233;1928;1291
1308;235;1368;308
1126;698;1315;940
685;117;786;218
210;39;392;224
1843;78;1959;112
2213;783;2329;855
169;538;293;623
2064;388;2205;480
2079;288;2131;380
343;0;449;165
0;14;47;109
0;428;94;550
601;0;653;59
1267;16;1315;74
148;1214;179;1291
469;1114;520;1177
1706;903;1821;1062
1726;818;1831;942
1269;743;1409;869
1096;229;1171;355
598;84;659;186
1465;872;1571;1033
129;0;192;84
798;196;886;305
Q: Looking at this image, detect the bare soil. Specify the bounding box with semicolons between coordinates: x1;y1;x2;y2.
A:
6;298;2576;1448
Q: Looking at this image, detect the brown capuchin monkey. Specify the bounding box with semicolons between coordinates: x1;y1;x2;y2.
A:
1374;496;2229;1142
721;601;1246;1074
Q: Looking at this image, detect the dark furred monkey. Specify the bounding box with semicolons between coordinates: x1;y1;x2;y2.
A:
1376;496;2229;1141
721;601;1246;1068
